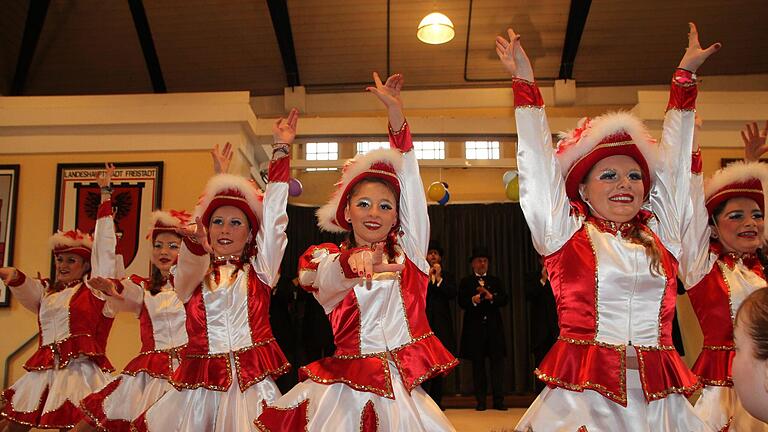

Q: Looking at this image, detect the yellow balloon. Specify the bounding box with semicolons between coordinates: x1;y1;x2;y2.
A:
505;176;520;202
427;182;447;202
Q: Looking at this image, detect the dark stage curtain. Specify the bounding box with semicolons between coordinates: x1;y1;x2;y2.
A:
278;202;541;395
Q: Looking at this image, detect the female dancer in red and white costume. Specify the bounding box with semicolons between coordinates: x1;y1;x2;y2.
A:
74;209;191;432
500;23;720;430
256;73;457;432
131;110;297;432
680;122;768;431
0;180;120;431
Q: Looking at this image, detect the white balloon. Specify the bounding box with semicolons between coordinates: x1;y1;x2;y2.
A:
502;170;518;186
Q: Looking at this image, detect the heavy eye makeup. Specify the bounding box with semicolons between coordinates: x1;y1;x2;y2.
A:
354;198;372;208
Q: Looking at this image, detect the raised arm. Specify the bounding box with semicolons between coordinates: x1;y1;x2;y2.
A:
366;73;430;273
174;217;211;302
679;117;717;288
87;275;144;315
91;163;122;278
1;268;44;312
650;23;720;258
252;109;296;288
498;28;580;256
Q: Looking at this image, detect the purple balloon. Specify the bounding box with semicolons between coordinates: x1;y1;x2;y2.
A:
288;178;303;197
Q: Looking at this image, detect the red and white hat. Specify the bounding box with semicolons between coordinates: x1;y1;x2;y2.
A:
148;209;192;240
194;174;264;230
555;111;659;201
317;148;403;233
49;229;93;260
704;161;768;215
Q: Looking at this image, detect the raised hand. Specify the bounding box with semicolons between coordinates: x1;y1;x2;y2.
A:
366;72;403;109
97;163;116;189
742;121;768;162
273;108;299;145
366;72;405;130
347;243;405;279
677;22;721;73
496;28;534;81
88;276;123;299
0;267;18;283
211;142;233;174
176;216;213;254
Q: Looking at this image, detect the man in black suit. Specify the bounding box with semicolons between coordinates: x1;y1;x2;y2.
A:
422;240;456;410
459;247;508;411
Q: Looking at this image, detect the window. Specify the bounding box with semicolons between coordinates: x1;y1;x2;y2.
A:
413;141;445;160
305;142;338;171
356;141;390;155
465;141;500;159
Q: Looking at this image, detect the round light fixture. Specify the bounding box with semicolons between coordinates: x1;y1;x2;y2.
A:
417;12;455;45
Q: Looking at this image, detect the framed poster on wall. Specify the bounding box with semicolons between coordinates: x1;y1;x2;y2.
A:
0;165;20;306
53;162;163;277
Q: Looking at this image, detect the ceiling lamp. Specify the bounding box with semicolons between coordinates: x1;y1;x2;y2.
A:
417;12;455;45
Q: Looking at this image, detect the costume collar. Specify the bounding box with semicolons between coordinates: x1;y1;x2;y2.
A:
711;242;761;271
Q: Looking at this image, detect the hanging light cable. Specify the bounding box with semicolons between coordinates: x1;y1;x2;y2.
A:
417;12;455;44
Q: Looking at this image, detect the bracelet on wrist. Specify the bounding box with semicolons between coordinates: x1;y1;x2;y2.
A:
100;185;113;194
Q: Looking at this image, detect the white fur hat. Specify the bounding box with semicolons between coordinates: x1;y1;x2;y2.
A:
49;229;93;259
193;174;264;230
316;148;403;233
555;111;659;200
704;161;768;215
148;209;192;239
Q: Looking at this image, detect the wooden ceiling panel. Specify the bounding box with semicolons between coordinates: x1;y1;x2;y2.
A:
0;0;29;95
23;0;152;95
289;0;387;86
574;0;768;85
145;0;286;95
463;0;570;82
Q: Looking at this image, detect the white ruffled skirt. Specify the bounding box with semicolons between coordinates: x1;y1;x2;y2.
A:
515;369;715;432
694;385;768;432
1;356;111;428
259;360;455;431
80;371;175;428
135;354;281;432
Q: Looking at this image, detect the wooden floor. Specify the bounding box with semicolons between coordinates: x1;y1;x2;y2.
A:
445;408;526;431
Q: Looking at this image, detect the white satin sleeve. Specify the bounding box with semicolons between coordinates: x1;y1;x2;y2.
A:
174;241;210;302
515;106;581;256
647;107;696;259
252;178;289;289
7;272;44;312
679;171;717;288
91;206;119;278
312;252;360;314
107;277;144;315
396;148;430;275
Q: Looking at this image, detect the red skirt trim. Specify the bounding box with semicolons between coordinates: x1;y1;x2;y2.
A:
79;377;131;432
23;335;113;373
691;347;734;387
390;333;458;392
122;352;175;379
300;354;395;399
1;387;82;429
171;340;290;392
254;399;310;432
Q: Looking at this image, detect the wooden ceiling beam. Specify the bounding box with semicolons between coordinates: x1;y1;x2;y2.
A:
266;0;300;87
558;0;592;80
128;0;166;93
10;0;51;96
